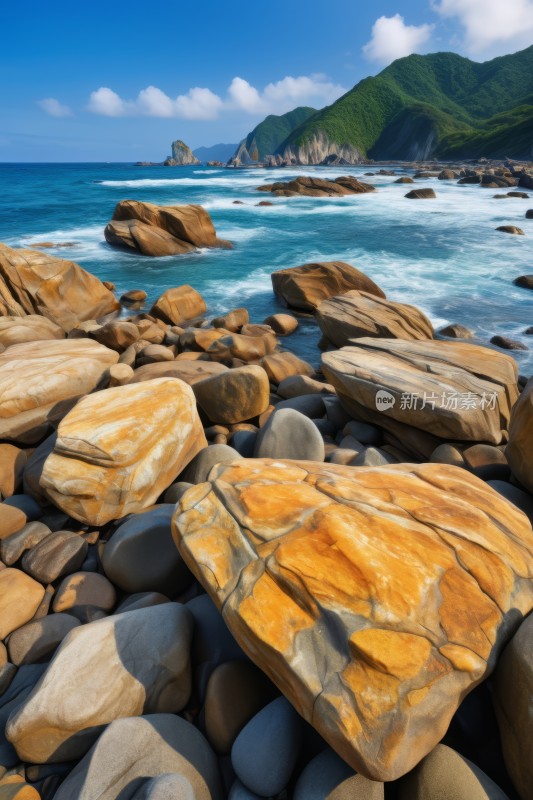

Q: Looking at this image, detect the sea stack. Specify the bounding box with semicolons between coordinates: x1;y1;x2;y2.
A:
164;139;200;166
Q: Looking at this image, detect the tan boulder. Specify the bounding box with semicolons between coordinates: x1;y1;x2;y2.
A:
0;776;40;800
130;359;228;386
322;339;518;446
0;445;28;498
89;320;140;352
263;313;299;335
0;568;45;638
207;331;277;363
179;327;228;352
0;339;119;443
193;366;270;424
212;308;249;332
40;377;207;526
150;285;206;326
260;352;314;384
316;291;434;347
172;458;533;782
104;219;195;256
272;262;385;312
0;243;119;331
258;176;375;198
506;377;533;493
0;315;64;347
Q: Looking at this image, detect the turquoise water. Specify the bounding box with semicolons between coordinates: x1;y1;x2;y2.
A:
1;162;532;372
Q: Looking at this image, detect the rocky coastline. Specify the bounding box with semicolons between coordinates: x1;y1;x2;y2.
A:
0;187;533;800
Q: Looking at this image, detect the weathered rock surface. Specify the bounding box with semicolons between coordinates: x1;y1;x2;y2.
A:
105;200;231;256
0;243;119;330
322;339;518;446
130;359;227;386
272;261;385;312
166;139;201;166
493;613;533;800
0;569;45;639
150;285;206;326
193;366;271;424
316;291;434;346
53;714;223;800
40;377;207;525
0;339;119;443
6;604;194;763
506;377;533;494
258;176;375;197
172;458;533;781
0;315;65;347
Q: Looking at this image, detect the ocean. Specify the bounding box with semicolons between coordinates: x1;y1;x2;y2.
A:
1;162;532;373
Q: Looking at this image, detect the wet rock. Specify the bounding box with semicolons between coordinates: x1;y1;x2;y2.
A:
102;506;192;596
120;289;147;306
490;335;527;350
53;714;223;800
513;274;533;289
271;261;385;312
6;604;194;763
254;409;325;461
173;458;533;781
496;225;524;234
258;175;375;198
405;188;436;198
438;323;474;338
40;378;206;526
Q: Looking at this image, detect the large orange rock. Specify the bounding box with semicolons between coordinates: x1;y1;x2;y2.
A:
316;291;434;346
105;200;232;256
271;262;385;312
0;315;65;347
322;339;518;446
40;377;207;525
172;459;533;782
193;365;271;424
0;243;119;331
506;377;533;493
150;285;206;326
130;359;228;386
0;339;119;443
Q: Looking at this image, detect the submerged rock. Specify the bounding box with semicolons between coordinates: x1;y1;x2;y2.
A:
172;458;533;781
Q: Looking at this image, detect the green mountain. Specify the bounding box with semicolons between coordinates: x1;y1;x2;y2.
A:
231;106;317;163
277;46;533;162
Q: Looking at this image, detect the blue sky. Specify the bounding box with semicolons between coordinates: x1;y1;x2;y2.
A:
1;0;532;161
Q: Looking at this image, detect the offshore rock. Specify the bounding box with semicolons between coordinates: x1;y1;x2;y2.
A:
165;139;201;166
258;175;375;197
272;261;385;312
172;458;533;781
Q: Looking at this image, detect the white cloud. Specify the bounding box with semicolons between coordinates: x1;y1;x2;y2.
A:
432;0;533;54
37;98;73;117
87;74;347;120
363;14;434;64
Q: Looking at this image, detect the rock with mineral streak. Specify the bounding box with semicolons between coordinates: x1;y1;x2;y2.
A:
272;261;385;312
172;458;533;782
322;339;518;446
0;243;119;330
5;604;194;763
40;377;207;525
0;339;119;443
316;291;434;347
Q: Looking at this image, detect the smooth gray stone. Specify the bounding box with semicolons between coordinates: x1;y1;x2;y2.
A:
21;530;88;583
3;494;42;521
323;396;352;429
180;445;240;484
0;663;47;767
229;780;267;799
54;714;223;800
230;430;257;458
162;482;194;504
294;747;384;799
274;394;326;419
342;420;382;445
488;480;533;524
231;696;302;796
350;447;397;467
115;592;170;614
131;773;197;799
254;408;325;461
102;505;192;596
7;613;80;666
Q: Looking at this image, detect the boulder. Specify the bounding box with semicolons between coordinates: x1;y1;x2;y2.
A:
513;275;533;289
254;409;325;461
102;505;192;596
294;748;384;800
21;530;88;583
438;323;474;338
257;175;375;197
316;291;434;346
130;359;228;386
0;243;119;331
120;289;147;307
0;445;28;498
0;504;27;539
322;339;518;446
193;366;271;424
506;377;533;493
7;613;80;666
180;445;241;484
207;332;277;363
0;339;119;443
172;458;533;781
0;521;52;566
490;335;527;351
405;188;436;199
6;604;194;763
496;226;524;235
212;308;249;332
260;352;314;384
0;316;64;347
53;714;222;800
40;378;207;526
52;572;116;618
150;285;206;326
0;569;45;639
89;319;140;351
263;314;298;335
105;200;231;256
271;261;385;312
493;613;533;800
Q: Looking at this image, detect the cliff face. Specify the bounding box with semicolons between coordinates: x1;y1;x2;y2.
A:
165;140;200;166
278;132;365;165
